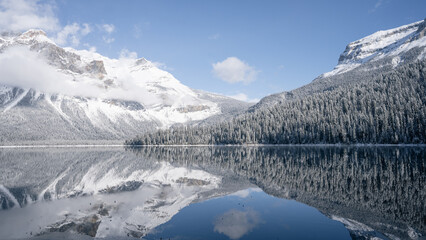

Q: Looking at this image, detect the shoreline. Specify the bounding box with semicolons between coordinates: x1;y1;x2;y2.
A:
127;143;426;147
0;143;425;149
0;144;125;149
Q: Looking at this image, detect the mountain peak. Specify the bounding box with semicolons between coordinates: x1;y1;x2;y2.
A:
254;19;426;110
416;18;426;37
21;29;47;37
15;29;54;45
136;58;148;65
337;20;424;65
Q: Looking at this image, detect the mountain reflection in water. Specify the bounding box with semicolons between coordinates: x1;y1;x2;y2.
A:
0;146;424;239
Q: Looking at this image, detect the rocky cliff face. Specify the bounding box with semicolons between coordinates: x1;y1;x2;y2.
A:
0;30;251;144
337;20;423;64
252;18;426;110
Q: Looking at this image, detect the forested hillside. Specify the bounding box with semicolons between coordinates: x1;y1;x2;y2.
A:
127;60;426;145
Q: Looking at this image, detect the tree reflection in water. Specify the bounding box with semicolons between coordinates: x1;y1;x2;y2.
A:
130;146;425;239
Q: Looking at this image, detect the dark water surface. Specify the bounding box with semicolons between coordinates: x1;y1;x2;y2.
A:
0;146;424;240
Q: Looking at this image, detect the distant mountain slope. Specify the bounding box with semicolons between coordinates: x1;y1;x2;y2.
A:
0;30;250;144
253;18;426;110
127;19;426;145
190;89;253;126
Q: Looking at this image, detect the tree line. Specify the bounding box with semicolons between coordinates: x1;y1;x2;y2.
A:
126;60;426;145
128;146;425;236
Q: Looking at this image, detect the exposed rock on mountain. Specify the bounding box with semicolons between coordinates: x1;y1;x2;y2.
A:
253;18;426;109
0;30;250;144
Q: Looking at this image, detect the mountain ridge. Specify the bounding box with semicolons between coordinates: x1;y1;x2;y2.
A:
0;30;251;144
252;18;426;110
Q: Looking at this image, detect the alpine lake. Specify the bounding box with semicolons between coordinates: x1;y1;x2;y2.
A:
0;146;424;240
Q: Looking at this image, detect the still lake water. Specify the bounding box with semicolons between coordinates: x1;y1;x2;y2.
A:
0;146;424;240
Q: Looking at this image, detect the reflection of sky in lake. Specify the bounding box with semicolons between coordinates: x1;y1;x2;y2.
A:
214;209;261;239
145;188;351;240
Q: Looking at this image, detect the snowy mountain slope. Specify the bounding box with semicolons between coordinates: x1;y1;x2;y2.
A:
190;89;253;125
325;19;425;77
0;30;249;144
253;18;426;109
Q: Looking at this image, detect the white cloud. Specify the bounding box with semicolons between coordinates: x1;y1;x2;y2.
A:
0;0;117;49
0;46;102;97
0;0;60;32
81;23;91;35
0;46;159;105
0;0;93;47
102;36;115;44
133;24;142;39
119;49;138;59
374;0;382;9
53;22;92;47
54;23;79;46
212;57;258;84
99;24;115;44
227;93;259;103
369;0;383;13
230;188;262;198
102;24;115;34
83;43;97;53
152;61;174;71
214;210;261;239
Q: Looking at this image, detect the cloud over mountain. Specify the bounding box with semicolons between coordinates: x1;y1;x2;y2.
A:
0;0;59;32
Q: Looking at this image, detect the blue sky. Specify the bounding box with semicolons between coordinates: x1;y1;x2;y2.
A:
1;0;425;102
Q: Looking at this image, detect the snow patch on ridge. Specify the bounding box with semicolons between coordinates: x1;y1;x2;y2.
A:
339;21;421;64
2;88;29;112
322;19;426;78
321;63;361;78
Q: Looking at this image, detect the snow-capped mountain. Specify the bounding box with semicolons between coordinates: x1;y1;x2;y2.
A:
324;19;426;77
253;18;426;109
0;30;250;144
